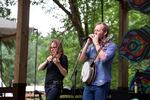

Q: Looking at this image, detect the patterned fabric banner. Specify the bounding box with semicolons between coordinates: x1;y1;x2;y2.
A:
119;25;150;62
128;0;150;14
129;66;150;94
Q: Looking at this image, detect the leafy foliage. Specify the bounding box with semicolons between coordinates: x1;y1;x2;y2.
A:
0;0;149;90
0;40;15;86
0;0;16;17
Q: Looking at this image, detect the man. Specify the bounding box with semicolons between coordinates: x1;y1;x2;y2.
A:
79;22;117;100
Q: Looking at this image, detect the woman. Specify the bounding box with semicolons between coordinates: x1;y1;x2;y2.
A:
38;39;68;100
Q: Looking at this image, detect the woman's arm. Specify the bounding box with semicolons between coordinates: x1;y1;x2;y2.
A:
38;56;52;70
53;56;68;77
38;59;48;70
55;61;68;77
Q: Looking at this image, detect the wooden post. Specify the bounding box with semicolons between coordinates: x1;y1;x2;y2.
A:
118;0;129;89
13;0;30;99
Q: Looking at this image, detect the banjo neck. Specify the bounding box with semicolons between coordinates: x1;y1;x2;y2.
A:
93;34;113;62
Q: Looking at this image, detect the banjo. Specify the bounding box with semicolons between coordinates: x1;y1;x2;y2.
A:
81;34;113;84
81;60;96;84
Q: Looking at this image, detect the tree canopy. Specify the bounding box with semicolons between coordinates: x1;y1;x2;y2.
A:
0;0;149;89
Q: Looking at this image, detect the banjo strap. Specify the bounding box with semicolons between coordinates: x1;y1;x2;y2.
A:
93;34;113;62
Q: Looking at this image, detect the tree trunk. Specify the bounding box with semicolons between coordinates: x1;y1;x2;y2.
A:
53;0;86;47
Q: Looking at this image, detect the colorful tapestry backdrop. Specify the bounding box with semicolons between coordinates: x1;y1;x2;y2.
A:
119;25;150;62
127;0;150;14
130;66;150;94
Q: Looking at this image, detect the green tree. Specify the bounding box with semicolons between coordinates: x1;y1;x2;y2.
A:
0;40;15;86
1;0;149;90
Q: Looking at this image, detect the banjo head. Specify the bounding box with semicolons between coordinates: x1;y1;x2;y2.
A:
81;61;96;84
81;61;91;82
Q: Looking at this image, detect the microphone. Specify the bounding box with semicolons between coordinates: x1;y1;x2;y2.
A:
82;36;91;41
82;35;103;41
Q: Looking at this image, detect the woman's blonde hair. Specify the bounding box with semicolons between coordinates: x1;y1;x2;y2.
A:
48;39;64;54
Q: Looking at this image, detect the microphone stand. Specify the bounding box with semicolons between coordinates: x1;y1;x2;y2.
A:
70;49;82;100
